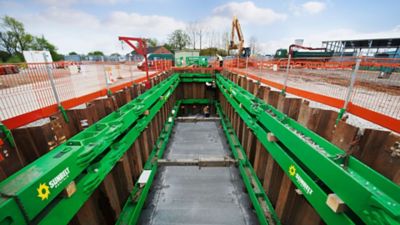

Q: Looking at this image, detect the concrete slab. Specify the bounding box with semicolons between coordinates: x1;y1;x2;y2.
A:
138;121;259;225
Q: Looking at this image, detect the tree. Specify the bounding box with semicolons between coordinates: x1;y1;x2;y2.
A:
0;16;63;62
0;16;33;61
186;21;198;49
31;35;63;61
168;29;190;50
200;47;227;56
221;31;229;51
0;50;11;62
68;51;78;55
197;25;204;50
88;51;104;56
162;43;174;53
146;38;158;47
249;36;258;55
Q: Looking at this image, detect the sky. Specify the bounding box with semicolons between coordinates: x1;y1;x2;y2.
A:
0;0;399;55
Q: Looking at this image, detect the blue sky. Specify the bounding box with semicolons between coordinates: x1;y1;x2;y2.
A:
1;0;399;54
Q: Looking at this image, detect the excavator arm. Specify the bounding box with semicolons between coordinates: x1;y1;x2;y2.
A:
229;16;245;55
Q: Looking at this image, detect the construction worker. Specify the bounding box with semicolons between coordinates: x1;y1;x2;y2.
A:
203;105;210;117
216;54;224;67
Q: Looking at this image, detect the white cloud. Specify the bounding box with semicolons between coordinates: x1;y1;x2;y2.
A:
198;16;231;31
290;1;327;16
106;11;186;37
35;0;130;6
212;1;287;25
302;1;326;14
16;8;185;54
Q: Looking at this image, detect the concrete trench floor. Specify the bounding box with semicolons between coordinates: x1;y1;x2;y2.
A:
138;120;259;225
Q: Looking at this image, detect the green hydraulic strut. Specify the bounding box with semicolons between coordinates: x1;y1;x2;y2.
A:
37;83;179;225
216;74;400;225
179;72;214;83
117;101;181;225
216;102;280;225
0;74;180;225
218;78;355;225
180;98;213;105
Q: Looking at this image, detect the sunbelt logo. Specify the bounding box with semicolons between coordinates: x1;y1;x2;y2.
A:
37;167;70;201
288;165;313;195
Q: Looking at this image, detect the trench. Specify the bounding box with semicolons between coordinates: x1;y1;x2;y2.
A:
1;71;399;225
138;120;258;225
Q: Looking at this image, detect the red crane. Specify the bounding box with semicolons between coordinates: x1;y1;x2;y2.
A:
118;36;151;88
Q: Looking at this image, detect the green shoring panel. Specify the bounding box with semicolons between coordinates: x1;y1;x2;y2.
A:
0;73;180;225
216;74;400;225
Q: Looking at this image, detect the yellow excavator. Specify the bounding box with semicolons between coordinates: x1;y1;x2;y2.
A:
228;16;251;57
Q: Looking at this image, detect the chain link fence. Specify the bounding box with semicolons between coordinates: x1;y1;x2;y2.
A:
0;60;172;122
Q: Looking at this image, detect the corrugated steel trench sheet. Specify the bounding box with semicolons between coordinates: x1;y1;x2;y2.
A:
138;121;259;225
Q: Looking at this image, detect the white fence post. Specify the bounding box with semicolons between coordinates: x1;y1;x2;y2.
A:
282;54;292;94
43;53;61;107
343;57;361;110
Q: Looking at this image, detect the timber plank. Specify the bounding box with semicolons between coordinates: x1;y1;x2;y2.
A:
263;154;284;206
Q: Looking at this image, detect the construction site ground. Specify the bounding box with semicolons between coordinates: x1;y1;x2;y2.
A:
243;67;400;131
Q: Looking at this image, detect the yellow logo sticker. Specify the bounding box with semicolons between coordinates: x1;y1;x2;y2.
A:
37;183;50;200
289;165;296;176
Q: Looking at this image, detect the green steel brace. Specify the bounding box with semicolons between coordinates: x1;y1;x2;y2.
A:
37;82;179;225
180;77;214;82
0;73;180;225
180;72;214;83
216;74;400;225
335;108;346;124
216;102;280;225
0;122;15;147
180;98;214;105
116;101;181;225
179;73;214;78
217;79;354;224
58;105;70;123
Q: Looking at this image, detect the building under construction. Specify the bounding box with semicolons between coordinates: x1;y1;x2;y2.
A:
0;19;400;225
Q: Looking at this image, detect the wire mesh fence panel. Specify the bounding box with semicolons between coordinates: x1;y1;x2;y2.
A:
47;63;76;103
350;58;400;119
224;56;400;131
0;63;56;120
66;63;104;99
0;61;150;122
237;57;353;99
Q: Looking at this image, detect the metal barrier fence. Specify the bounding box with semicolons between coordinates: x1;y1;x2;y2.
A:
0;60;172;128
1;57;398;132
224;56;400;133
